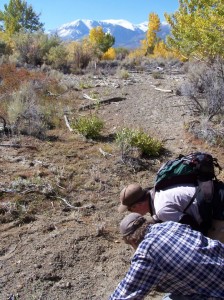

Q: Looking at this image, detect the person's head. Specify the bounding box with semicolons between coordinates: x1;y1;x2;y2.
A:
118;184;150;215
120;212;155;249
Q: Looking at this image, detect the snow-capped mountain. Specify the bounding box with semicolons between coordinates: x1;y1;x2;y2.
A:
50;19;170;49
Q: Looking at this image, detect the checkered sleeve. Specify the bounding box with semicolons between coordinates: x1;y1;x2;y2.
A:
109;246;163;299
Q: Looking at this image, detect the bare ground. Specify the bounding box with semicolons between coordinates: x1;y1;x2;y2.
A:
0;70;224;300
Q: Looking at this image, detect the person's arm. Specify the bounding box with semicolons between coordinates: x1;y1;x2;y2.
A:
156;206;183;223
157;205;201;231
109;253;162;300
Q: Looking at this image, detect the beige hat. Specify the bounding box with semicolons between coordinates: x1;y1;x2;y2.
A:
120;213;146;236
118;183;147;213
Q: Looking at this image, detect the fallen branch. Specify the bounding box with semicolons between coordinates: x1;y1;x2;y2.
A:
0;243;18;261
0;144;21;148
54;196;95;210
55;196;77;208
79;96;126;111
0;144;38;150
0;188;17;193
64;115;74;132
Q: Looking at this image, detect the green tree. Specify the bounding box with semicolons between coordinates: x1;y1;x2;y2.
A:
165;0;224;60
89;26;115;58
0;0;44;36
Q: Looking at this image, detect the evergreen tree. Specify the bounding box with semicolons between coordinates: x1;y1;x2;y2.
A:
0;0;44;36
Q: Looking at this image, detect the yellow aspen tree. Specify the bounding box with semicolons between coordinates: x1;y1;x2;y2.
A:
0;31;13;54
128;40;146;59
165;0;224;61
146;12;161;55
89;26;104;47
89;26;115;58
153;40;169;58
102;47;116;60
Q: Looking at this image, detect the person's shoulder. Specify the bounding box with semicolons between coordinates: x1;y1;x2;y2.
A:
141;222;182;250
146;221;179;234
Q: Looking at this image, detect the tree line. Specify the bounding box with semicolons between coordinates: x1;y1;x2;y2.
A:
0;0;223;71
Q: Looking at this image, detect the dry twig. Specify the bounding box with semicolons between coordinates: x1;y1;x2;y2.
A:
99;147;113;157
64;115;74;132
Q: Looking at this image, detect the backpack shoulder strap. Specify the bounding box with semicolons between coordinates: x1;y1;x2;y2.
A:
183;187;199;213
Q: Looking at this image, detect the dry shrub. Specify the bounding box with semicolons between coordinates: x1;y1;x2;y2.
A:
0;63;46;94
180;59;224;120
66;41;93;73
179;59;224;145
187;119;224;146
7;82;48;137
0;64;69;133
117;68;130;79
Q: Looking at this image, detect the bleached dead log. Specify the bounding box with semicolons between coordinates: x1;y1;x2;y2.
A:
150;85;173;93
64;115;73;132
154;87;173;93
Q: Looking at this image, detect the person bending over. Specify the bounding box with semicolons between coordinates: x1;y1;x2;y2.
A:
118;183;204;232
109;213;224;300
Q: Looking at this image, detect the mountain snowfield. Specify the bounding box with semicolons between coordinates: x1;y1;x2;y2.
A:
50;19;170;48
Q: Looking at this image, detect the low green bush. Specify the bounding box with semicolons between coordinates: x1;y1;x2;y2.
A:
72;115;104;139
115;127;163;157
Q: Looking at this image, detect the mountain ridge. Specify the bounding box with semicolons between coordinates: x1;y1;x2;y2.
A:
49;19;170;49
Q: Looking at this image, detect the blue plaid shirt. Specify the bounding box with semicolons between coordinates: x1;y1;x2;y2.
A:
109;222;224;300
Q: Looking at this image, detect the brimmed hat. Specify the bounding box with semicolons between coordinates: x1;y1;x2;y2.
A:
120;213;146;236
118;184;147;213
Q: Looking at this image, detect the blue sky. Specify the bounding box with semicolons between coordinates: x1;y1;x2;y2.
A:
0;0;179;31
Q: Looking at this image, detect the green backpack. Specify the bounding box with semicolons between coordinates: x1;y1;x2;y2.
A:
154;152;222;233
154;152;221;191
